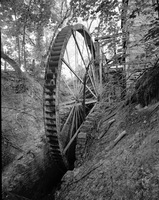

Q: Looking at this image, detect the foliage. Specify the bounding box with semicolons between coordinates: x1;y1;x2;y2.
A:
1;0;70;77
127;60;159;107
70;0;120;36
69;0;123;72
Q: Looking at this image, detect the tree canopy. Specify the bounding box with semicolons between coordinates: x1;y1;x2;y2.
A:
1;0;70;77
1;0;159;77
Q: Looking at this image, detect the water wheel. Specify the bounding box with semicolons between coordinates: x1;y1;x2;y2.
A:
43;24;100;170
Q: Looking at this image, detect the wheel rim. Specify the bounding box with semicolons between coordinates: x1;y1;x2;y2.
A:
44;24;98;169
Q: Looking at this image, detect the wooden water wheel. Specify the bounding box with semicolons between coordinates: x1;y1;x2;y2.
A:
43;24;100;170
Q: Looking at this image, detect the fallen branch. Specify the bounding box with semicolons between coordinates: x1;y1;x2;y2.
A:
104;130;127;150
114;130;127;144
97;106;117;132
63;162;103;191
73;163;103;183
2;136;23;152
98;119;116;139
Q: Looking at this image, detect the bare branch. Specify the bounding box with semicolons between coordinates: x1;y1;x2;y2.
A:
1;51;22;77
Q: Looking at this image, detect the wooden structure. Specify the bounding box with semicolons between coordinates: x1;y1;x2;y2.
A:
43;24;127;171
44;24;100;170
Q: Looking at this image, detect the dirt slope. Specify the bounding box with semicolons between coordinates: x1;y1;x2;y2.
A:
2;72;65;200
2;72;44;170
54;101;159;200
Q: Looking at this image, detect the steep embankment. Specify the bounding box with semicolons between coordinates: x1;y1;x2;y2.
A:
54;101;159;200
2;72;65;200
53;60;159;200
2;72;44;171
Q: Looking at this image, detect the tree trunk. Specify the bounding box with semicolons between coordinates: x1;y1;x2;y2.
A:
17;35;21;68
4;60;7;71
22;27;27;70
1;51;22;77
4;51;7;71
13;8;21;69
36;23;44;60
22;0;32;71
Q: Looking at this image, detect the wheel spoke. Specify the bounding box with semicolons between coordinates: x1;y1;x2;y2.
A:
80;40;85;69
90;39;98;90
85;59;98;95
60;100;88;110
83;30;98;95
73;59;97;100
60;106;75;136
59;99;97;109
63;102;97;155
72;30;87;69
61;76;76;99
66;47;76;93
78;106;84;122
74;31;78;92
69;107;76;139
60;100;76;107
88;70;98;94
62;58;97;98
62;58;83;84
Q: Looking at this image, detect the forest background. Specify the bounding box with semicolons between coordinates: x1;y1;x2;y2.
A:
1;0;159;199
